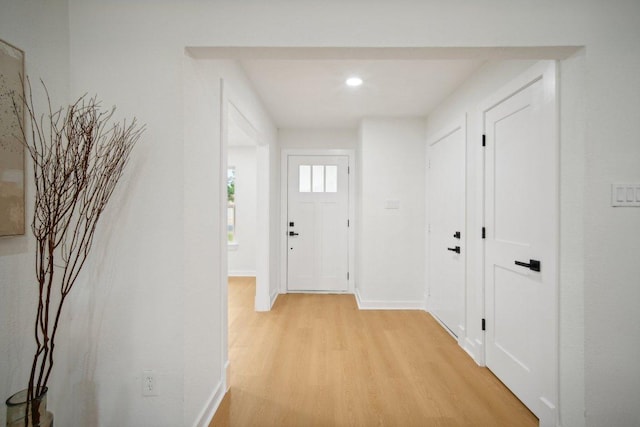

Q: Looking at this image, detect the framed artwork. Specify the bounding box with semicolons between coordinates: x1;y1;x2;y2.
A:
0;38;25;236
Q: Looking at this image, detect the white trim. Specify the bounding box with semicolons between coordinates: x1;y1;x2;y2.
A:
193;379;226;427
228;271;256;277
355;289;425;310
280;148;356;294
426;116;466;147
219;78;229;403
462;337;482;366
192;381;225;427
254;142;271;311
192;359;231;427
427;311;459;340
270;291;279;309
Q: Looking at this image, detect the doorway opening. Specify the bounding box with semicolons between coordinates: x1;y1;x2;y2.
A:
226;103;258;277
184;46;585;427
223;97;271;312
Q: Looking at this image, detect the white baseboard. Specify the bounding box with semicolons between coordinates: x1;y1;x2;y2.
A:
355;289;425;310
427;312;458;340
193;361;230;427
474;338;485;366
462;337;480;364
538;396;558;427
270;291;279;309
193;379;227;427
228;271;256;277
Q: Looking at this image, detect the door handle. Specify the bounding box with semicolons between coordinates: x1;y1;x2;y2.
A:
453;231;461;239
289;231;299;236
447;246;461;254
514;259;541;272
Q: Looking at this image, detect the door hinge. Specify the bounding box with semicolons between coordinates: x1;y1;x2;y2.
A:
347;272;350;280
348;166;350;174
482;134;486;147
347;219;350;227
482;318;486;331
482;227;486;239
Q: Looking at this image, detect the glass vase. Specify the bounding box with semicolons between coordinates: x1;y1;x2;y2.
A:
5;388;53;427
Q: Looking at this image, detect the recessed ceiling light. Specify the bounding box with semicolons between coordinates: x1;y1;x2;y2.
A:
346;77;363;87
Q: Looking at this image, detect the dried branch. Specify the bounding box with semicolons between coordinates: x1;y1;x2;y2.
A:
13;79;144;426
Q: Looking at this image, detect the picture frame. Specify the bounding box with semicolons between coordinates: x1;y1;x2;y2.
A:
0;38;25;237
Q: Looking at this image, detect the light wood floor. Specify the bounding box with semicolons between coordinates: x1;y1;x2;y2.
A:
210;277;537;427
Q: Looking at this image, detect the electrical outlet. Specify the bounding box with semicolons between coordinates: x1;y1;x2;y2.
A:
142;370;159;397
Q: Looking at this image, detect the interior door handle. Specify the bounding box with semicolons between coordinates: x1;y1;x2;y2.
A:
514;259;541;272
289;231;299;236
447;246;461;254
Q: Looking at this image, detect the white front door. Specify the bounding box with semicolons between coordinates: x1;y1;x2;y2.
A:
287;155;349;292
484;62;558;424
428;121;466;337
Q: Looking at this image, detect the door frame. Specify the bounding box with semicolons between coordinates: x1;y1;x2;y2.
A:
280;149;356;294
479;61;559;425
221;80;272;313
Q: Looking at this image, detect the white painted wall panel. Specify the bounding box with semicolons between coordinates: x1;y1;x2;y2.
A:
183;56;223;427
279;128;358;150
357;118;426;304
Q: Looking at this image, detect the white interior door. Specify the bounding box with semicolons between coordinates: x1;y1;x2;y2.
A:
484;62;558;425
428;122;466;337
287;155;349;292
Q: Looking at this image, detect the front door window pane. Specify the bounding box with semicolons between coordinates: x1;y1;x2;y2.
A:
325;165;337;192
312;165;324;192
299;165;311;192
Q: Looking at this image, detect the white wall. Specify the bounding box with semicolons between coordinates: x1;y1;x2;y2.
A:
0;1;634;426
425;58;587;426
183;56;222;427
356;118;426;306
0;0;70;424
279;128;358;150
228;146;257;276
580;6;640;427
183;58;277;425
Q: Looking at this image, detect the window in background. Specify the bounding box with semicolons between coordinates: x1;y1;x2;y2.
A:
227;167;236;242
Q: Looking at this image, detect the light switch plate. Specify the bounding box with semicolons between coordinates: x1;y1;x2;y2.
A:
384;200;400;209
611;183;640;207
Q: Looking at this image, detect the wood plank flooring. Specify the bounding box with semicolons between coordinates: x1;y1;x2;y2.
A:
210;277;537;426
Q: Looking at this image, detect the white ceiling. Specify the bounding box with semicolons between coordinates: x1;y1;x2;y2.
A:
188;46;579;130
239;59;485;129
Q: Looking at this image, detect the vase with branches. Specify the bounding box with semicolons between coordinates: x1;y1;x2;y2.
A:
5;80;144;427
